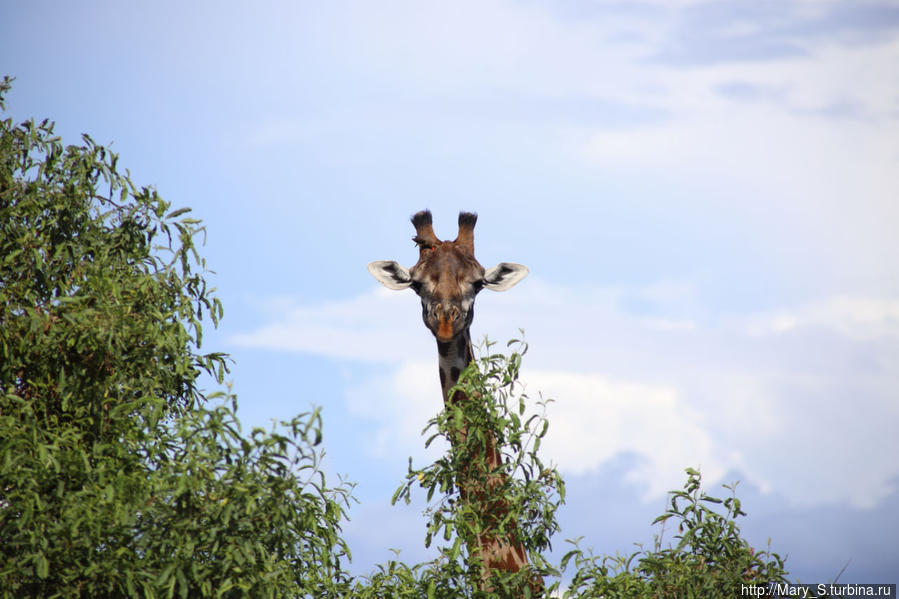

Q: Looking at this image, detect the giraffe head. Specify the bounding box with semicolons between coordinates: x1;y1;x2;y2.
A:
368;210;528;343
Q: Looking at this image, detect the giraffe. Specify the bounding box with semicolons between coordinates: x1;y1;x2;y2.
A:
368;209;533;584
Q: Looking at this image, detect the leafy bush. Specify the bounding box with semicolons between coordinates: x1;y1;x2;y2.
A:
561;468;790;598
0;77;352;599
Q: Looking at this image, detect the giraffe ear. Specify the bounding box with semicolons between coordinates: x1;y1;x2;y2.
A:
368;260;413;290
483;262;529;291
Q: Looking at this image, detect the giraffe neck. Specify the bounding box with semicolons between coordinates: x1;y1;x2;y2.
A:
436;330;473;405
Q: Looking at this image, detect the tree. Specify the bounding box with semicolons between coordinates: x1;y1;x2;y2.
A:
0;77;353;599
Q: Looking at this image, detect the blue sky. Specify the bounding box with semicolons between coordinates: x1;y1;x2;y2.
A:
3;0;898;584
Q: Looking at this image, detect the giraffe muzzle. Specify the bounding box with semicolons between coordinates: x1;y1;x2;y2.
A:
437;320;454;341
431;303;462;342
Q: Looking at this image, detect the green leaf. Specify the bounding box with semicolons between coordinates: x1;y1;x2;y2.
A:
165;207;192;219
35;553;49;579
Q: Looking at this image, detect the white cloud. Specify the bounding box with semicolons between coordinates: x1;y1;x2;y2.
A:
743;296;899;340
230;279;899;509
526;369;728;500
343;359;450;461
228;288;428;362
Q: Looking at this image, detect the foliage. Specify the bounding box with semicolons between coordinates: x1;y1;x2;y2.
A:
0;77;353;598
560;468;790;598
387;337;565;598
